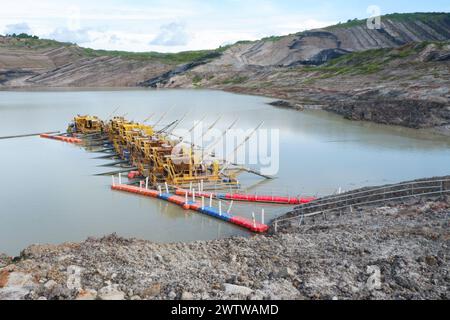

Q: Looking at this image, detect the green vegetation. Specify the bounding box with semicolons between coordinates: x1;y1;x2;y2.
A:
82;48;219;64
261;35;285;42
192;75;202;83
297;38;449;80
6;33;39;39
328;18;365;29
216;40;257;53
0;35;71;49
382;12;450;22
298;42;434;77
326;12;450;30
192;74;203;85
222;76;249;85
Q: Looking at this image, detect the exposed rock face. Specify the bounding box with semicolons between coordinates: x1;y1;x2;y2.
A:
181;14;450;71
0;38;173;87
24;56;171;87
138;52;221;88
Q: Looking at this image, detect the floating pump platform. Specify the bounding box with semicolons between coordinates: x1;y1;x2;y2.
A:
111;183;269;233
40;114;317;234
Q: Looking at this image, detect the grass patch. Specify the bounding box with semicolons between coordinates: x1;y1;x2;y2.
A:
0;36;72;49
260;35;286;42
192;74;203;85
325;12;450;30
82;48;219;65
222;76;249;85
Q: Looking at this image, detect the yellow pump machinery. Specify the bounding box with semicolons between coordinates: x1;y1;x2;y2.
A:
68;115;104;135
69;114;242;188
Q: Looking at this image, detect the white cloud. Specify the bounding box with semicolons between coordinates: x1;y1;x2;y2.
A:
4;22;32;35
149;22;190;47
47;27;92;44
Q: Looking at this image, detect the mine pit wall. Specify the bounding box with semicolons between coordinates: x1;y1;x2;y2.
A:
324;99;450;129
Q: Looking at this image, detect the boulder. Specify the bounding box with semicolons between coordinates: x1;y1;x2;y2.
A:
181;291;194;300
142;282;161;298
66;266;84;290
366;265;382;291
0;271;36;300
0;254;11;268
223;283;253;297
98;285;125;300
277;267;296;279
44;280;58;291
76;289;98;300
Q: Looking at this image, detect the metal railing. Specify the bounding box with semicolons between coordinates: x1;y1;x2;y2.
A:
273;177;450;232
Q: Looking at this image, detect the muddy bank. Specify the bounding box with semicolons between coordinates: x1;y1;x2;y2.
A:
0;194;448;300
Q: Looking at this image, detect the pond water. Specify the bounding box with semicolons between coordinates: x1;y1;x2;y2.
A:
0;89;449;255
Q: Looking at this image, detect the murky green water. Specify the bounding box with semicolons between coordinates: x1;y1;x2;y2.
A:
1;89;449;255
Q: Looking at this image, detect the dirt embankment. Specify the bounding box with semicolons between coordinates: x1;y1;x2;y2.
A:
0;37;173;88
0;193;448;300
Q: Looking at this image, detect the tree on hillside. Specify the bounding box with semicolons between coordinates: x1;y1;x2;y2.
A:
6;33;39;39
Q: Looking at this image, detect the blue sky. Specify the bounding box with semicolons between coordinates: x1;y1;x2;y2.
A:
1;0;449;52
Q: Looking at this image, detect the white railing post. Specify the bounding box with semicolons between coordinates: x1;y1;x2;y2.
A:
158;185;162;196
112;175;115;187
227;201;233;214
192;189;196;202
145;177;149;190
261;209;265;225
209;194;213;207
119;173;122;185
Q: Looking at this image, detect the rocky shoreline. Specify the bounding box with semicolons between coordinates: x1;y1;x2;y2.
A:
1;194;448;300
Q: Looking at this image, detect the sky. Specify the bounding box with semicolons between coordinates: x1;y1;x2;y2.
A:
0;0;449;52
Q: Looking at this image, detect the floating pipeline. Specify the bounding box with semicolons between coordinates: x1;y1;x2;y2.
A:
40;133;82;144
175;189;316;205
112;184;159;197
111;184;269;233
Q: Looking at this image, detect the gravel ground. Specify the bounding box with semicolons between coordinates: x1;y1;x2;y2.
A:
0;196;448;300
